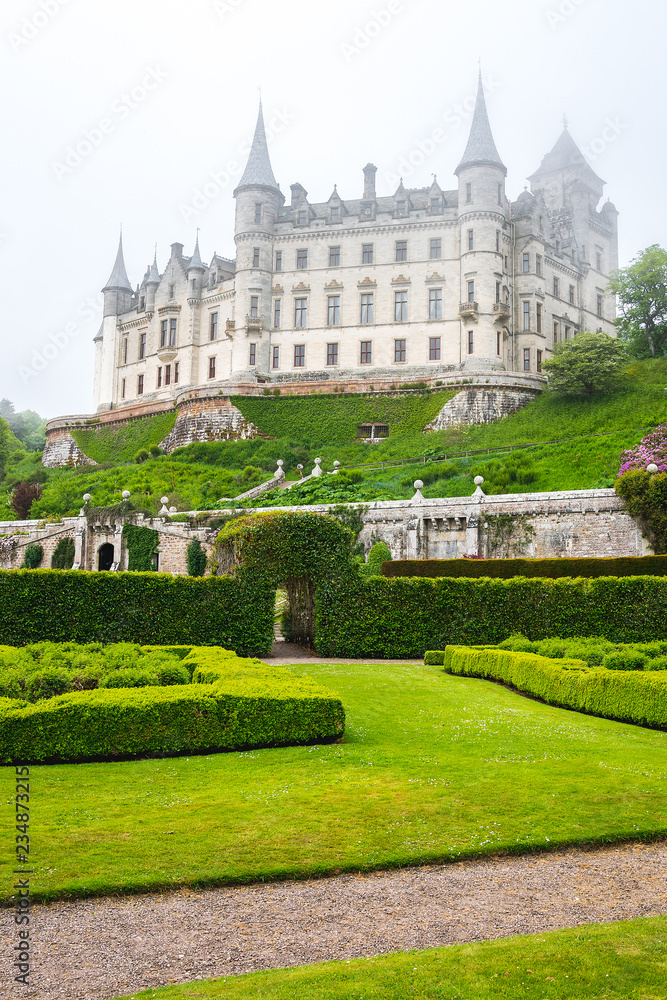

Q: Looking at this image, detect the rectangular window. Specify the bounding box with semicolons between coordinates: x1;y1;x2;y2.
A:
536;254;542;276
430;238;441;259
250;295;259;318
361;293;373;324
597;294;603;318
395;240;407;262
191;278;196;292
362;243;374;264
569;284;575;304
429;287;442;319
497;330;501;356
294;297;307;328
327;342;339;366
536;302;542;333
275;250;282;271
360;341;372;364
139;333;146;359
208;357;216;379
327;295;340;326
431;197;440;213
210;312;218;341
466;182;472;203
168;284;174;299
297;210;307;225
294;344;305;367
394;289;407;322
394;339;406;362
429;337;441;360
495;281;501;304
169;318;177;346
497;182;503;206
123;338;128;364
296;249;308;269
160;320;167;348
331;206;340;222
523;301;530;331
165;364;171;386
596;251;602;271
553;321;559;344
523;348;530;372
467;280;475;303
253;247;260;268
565;325;571;340
329;245;340;267
553;277;560;298
254;202;262;223
496;230;500;253
522;252;530;273
468;330;474;354
137;374;144;395
173;362;179;384
272;345;280;369
537;349;543;373
467;229;474;251
121;378;126;399
396;199;406;215
249;343;256;366
273;299;281;329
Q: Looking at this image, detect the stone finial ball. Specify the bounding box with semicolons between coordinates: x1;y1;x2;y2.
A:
647;464;659;475
122;490;131;499
414;480;424;490
297;464;303;470
161;496;169;504
474;476;485;486
82;493;92;502
315;457;322;464
333;460;340;468
276;459;284;467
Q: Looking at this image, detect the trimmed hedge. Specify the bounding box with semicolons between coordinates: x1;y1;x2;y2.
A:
0;646;345;763
382;555;667;579
0;570;274;654
315;575;667;658
439;645;667;730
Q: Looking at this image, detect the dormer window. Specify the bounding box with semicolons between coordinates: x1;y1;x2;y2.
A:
331;206;340;222
396;199;406;215
297;210;307;225
430;197;440;213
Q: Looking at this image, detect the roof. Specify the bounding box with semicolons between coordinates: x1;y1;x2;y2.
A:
456;73;506;176
529;127;605;186
103;233;132;291
187;235;206;271
146;250;160;285
235;102;281;195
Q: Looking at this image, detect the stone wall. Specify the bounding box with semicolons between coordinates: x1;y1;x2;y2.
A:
42;429;95;469
426;387;539;430
159;392;260;452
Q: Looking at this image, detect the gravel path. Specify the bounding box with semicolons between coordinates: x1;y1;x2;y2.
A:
3;840;666;1000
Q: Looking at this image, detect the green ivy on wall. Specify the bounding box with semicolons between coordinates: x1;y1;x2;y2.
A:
51;537;75;569
122;523;159;572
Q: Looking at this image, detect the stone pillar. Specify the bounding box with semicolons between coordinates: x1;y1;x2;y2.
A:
465;514;480;558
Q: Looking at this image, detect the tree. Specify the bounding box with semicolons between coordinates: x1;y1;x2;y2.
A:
10;481;44;520
608;244;667;358
541;332;626;396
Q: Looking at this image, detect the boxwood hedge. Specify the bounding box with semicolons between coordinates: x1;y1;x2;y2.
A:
0;570;274;654
382;555;667;579
0;646;345;763
438;645;667;730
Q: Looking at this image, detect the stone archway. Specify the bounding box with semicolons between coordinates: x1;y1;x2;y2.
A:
98;542;115;572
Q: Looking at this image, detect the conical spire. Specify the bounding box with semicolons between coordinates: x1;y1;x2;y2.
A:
146;246;160;285
188;233;205;271
528;125;605;188
235;102;280;193
455;73;506;176
103;231;132;291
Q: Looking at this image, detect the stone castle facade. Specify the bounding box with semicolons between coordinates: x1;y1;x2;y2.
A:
93;75;619;414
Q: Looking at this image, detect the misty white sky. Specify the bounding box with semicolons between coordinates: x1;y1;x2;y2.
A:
1;0;665;419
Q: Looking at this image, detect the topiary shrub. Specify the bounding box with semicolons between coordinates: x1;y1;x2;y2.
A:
27;668;72;701
22;543;43;569
602;650;647;671
100;668;160;688
51;537;75;569
134;448;150;463
186;538;207;577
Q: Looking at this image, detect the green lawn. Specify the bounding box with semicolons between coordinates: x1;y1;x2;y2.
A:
109;915;667;999
3;661;667;904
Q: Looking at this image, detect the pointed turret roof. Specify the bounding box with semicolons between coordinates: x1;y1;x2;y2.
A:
528;126;604;186
235;102;281;195
103;232;132;291
146;247;160;285
455;73;506;176
187;234;205;271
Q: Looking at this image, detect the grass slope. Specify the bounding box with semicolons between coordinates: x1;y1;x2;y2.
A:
5;661;666;904
71;412;177;464
111;915;667;999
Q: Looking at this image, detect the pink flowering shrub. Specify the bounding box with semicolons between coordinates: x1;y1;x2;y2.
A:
617;424;667;476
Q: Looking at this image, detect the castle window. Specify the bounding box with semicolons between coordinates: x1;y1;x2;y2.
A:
168;284;174;299
160;320;168;347
210;312;218;341
468;330;474;354
569;284;575;304
497;330;501;356
297;210;307;225
327;342;339;366
121;378;126;399
537;349;543;373
137;374;144;395
139;333;146;359
208;357;216;379
396;199;406;215
157;367;162;388
360;341;372;364
553;321;559;344
294;344;305;367
331;206;340;222
581;244;586;259
328;295;340;326
522;252;530;273
250;296;259;318
429;337;441;360
430;197;440;213
597;294;603;318
273;299;281;329
272;345;280;369
523;348;530;371
495;282;501;304
295;297;307;328
169;318;177;346
430;238;442;259
536;254;542;276
596;251;603;271
275;250;282;271
394;290;407;322
361;244;373;265
296;249;308;269
253;248;260;268
395;240;407;262
123;338;128;364
553;277;560;298
361;293;373;324
497;182;503;206
191;279;196;292
139;296;145;310
165;365;171;386
467;229;474;251
254;202;262;223
174;362;179;384
467;280;475;303
496;230;500;253
466;182;472;204
504;255;509;270
536;303;542;333
564;325;571;340
523;301;530;331
429;288;442;319
329;246;341;267
394;339;406;362
249;343;256;366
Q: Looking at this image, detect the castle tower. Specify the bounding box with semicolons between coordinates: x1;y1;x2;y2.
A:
233;102;285;375
455;73;508;368
145;249;160;313
94;232;133;411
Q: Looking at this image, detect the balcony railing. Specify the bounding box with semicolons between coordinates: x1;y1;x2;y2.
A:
459;300;478;317
245;313;266;330
493;301;510;320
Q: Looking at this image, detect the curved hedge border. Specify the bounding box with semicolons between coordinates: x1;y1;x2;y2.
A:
382;555;667;579
0;646;345;764
434;645;667;730
0;570;274;654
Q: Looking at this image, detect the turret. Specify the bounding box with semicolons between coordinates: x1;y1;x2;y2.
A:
95;232;133;411
102;232;133;317
186;234;206;300
145;248;160;312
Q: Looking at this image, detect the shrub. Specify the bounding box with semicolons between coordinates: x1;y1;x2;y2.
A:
10;481;43;519
186;538;207;577
361;540;392;579
134;448;150;463
122;523;159;572
27;668;72;701
51;537;75;569
22;543;43;569
382;555;667;579
646;656;667;671
602;650;647;671
100;668;160;688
